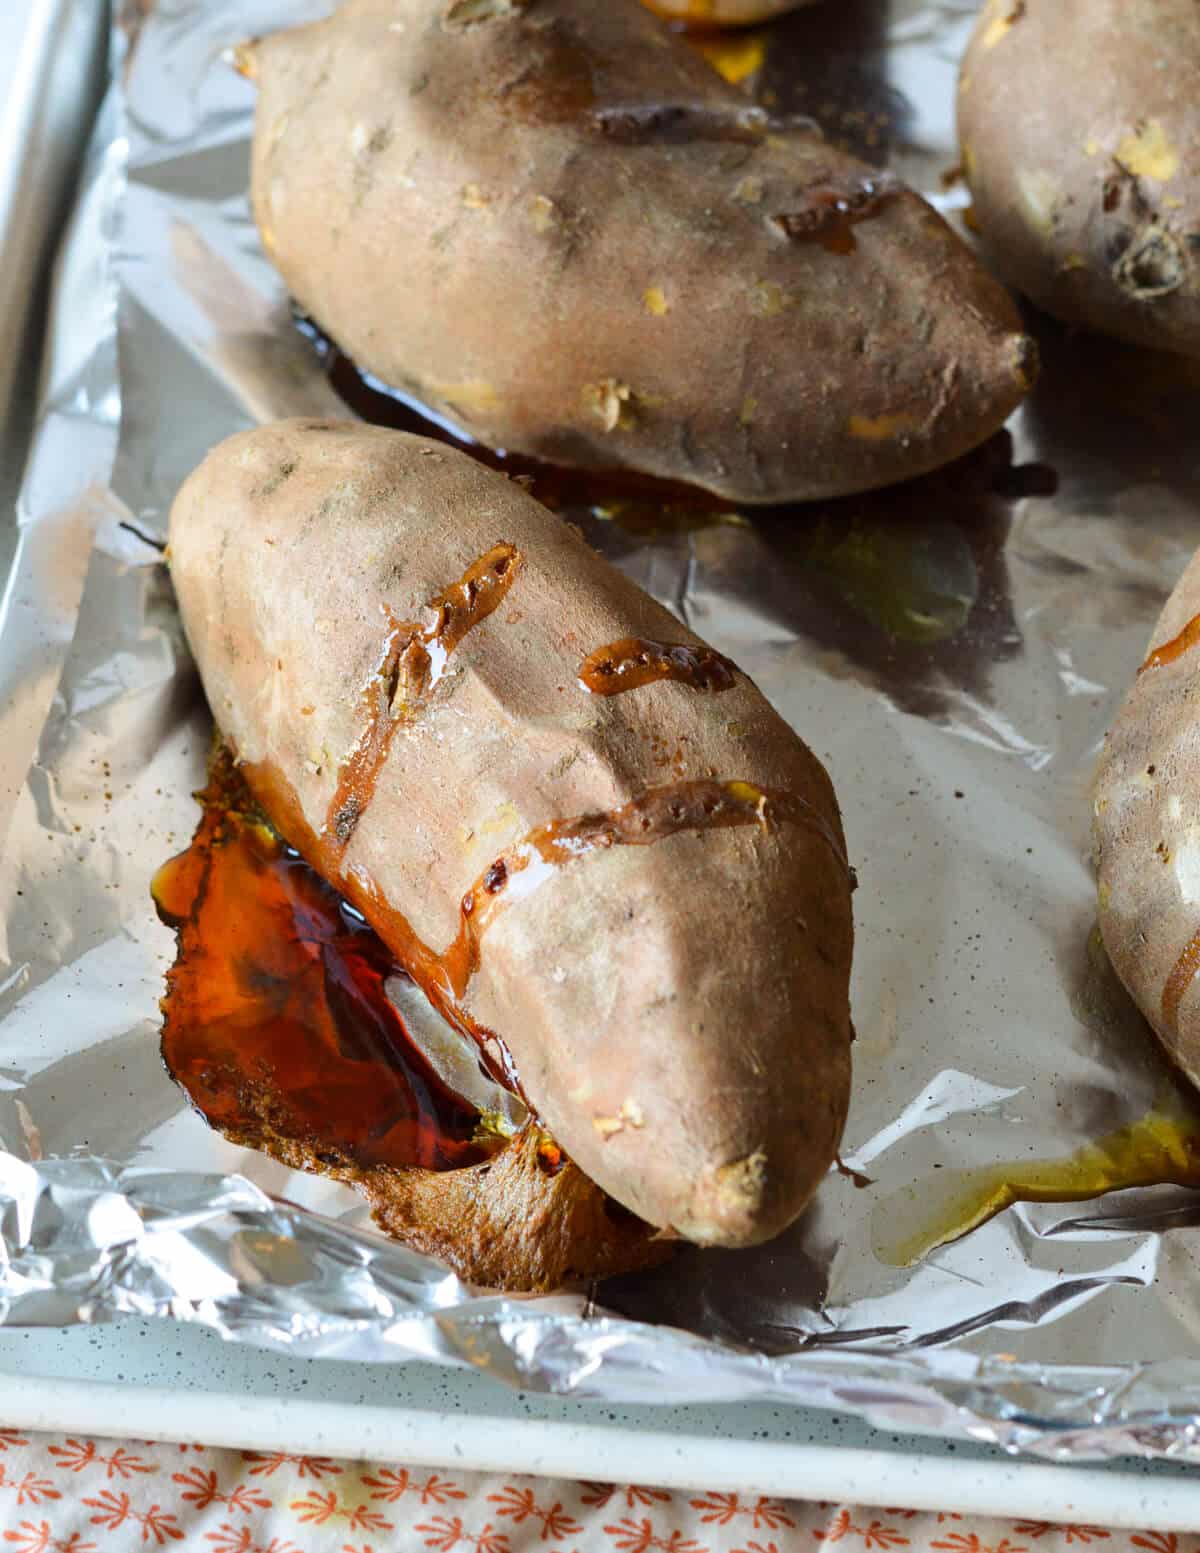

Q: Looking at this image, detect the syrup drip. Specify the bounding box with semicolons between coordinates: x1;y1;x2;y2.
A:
1163;930;1200;1034
240;756;850;1091
451;779;853;979
578;637;738;696
325;544;521;850
771;173;901;255
877;1106;1200;1268
833;1154;874;1189
152;751;500;1175
295;314;729;519
1139;611;1200;676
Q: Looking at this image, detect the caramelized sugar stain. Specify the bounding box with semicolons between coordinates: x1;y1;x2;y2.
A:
253;748;851;1037
152;757;672;1288
452;778;854;960
579;636;738;696
875;1106;1200;1268
152;749;501;1174
1163;932;1200;1035
771;172;901;255
1139;611;1200;676
326;544;521;850
295;314;734;526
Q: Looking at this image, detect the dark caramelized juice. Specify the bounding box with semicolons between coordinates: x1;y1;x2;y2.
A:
876;1107;1200;1268
153;750;498;1174
296;315;734;524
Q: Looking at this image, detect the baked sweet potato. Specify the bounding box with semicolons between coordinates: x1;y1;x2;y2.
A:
959;0;1200;357
167;419;855;1275
242;0;1034;504
1095;547;1200;1085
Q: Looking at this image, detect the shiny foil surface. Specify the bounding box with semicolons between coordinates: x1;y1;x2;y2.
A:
5;0;1200;1460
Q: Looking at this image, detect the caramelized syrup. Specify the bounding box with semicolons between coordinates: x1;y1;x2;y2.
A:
1163;931;1200;1034
325;545;521;851
771;173;901;255
1139;611;1200;676
296;315;729;521
876;1106;1200;1268
153;750;499;1174
579;637;738;696
242;757;852;1058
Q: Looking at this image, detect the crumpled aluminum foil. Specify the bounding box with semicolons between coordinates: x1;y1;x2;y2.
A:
5;0;1200;1461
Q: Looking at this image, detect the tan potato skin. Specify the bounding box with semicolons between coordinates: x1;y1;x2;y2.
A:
1095;548;1200;1083
959;0;1200;357
246;0;1034;505
168;420;855;1247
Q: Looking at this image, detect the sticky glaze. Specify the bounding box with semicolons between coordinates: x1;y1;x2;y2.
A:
578;637;738;696
153;750;499;1174
325;545;521;849
877;1105;1200;1268
1139;611;1200;675
1163;929;1200;1033
243;755;849;1094
772;173;902;256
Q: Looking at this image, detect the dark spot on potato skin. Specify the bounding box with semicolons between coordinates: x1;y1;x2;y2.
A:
333;796;362;846
495;21;597;125
258;459;297;499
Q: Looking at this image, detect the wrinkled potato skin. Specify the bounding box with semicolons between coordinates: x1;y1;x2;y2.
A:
641;0;815;25
169;420;855;1247
1095;548;1200;1082
960;0;1200;357
248;0;1033;504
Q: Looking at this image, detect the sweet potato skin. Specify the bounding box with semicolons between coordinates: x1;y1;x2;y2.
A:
959;0;1200;357
168;420;855;1248
1095;548;1200;1084
247;0;1033;504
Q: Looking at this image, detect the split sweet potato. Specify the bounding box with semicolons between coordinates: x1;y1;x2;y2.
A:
959;0;1200;356
242;0;1035;503
167;419;856;1283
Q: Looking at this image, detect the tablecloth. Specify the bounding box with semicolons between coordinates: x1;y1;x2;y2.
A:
0;1429;1180;1551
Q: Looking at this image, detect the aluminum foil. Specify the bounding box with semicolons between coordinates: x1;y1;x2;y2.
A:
5;0;1200;1461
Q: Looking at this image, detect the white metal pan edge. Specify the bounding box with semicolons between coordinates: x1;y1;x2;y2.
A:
0;0;109;463
4;1322;1200;1531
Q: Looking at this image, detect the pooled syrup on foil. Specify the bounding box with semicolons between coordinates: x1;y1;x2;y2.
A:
876;1107;1200;1268
295;314;735;530
152;748;504;1175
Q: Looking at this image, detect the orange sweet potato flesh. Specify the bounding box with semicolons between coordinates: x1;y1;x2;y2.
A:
168;420;855;1250
959;0;1200;357
245;0;1035;504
